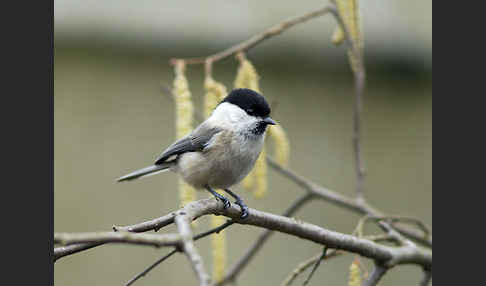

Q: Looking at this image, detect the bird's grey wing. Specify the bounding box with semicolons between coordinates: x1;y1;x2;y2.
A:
154;125;222;165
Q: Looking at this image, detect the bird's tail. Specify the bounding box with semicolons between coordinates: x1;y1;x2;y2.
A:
117;162;173;182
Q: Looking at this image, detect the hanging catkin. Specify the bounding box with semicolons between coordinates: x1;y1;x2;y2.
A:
210;215;227;283
268;124;290;167
348;258;362;286
252;147;268;198
331;26;345;45
333;0;363;73
204;75;228;118
234;54;260;92
172;61;197;208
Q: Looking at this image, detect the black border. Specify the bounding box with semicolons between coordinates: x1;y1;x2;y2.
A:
49;0;54;283
3;0;53;284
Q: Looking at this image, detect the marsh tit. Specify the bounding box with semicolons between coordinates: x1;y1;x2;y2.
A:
117;88;276;218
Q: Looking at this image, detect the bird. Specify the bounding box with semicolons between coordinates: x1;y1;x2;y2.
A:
117;88;276;219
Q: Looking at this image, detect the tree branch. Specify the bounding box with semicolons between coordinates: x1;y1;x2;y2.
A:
174;210;212;286
54;199;432;270
355;215;431;243
170;6;333;65
54;232;181;248
54;212;176;262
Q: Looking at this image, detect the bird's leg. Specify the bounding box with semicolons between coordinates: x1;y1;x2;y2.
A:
223;189;249;219
205;186;231;209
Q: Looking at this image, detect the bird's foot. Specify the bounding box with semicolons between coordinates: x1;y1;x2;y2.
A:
206;186;231;209
234;199;249;219
224;189;249;219
219;196;231;209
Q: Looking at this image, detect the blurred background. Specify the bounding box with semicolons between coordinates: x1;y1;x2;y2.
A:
54;1;432;285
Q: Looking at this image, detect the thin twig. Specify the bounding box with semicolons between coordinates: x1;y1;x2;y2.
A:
388;217;431;239
170;6;333;65
194;220;235;240
282;254;322;286
54;212;176;262
280;249;341;286
362;264;388;286
363;234;395;243
302;246;328;286
328;0;366;202
125;220;235;286
125;249;177;286
355;215;431;241
352;66;366;202
420;269;432;286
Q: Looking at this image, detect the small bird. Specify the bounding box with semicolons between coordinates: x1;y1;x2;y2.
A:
117;88;276;218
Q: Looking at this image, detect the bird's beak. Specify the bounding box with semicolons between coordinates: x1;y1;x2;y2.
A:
263;117;277;125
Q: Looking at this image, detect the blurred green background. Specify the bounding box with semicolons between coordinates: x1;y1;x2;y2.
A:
54;1;431;285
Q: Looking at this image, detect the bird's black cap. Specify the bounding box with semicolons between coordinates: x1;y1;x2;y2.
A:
221;88;271;118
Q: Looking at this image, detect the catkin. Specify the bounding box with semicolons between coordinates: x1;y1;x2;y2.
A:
234;54;261;92
178;180;196;208
173;61;197;208
242;169;255;191
211;214;227;283
334;0;363;73
331;26;345;45
234;54;267;197
348;259;362;286
204;75;228;118
268;124;290;167
204;74;228;282
253;147;268;198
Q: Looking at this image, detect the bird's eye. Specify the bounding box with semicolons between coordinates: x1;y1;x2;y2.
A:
246;108;254;115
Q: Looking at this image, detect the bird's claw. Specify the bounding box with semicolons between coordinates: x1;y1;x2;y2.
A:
239;207;249;219
235;200;249;219
220;197;231;209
